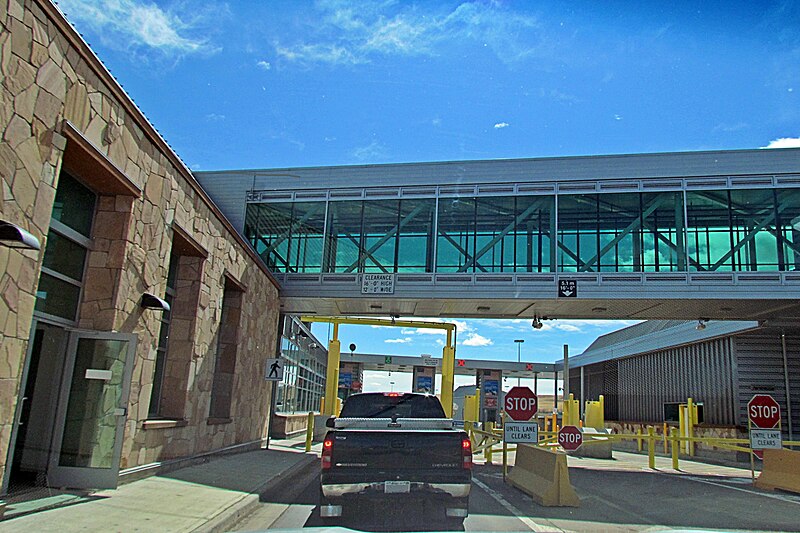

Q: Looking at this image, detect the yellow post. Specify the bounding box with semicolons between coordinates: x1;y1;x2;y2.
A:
663;422;668;454
502;412;508;481
323;323;341;416
305;411;315;452
637;428;643;452
670;427;679;470
441;329;456;418
687;397;695;457
485;421;494;464
648;426;656;469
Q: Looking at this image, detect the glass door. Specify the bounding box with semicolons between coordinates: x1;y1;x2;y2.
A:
47;331;136;489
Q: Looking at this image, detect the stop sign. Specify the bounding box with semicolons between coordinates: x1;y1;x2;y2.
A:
559;425;583;451
748;394;781;429
503;386;538;421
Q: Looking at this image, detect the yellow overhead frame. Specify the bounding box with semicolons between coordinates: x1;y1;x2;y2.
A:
300;316;458;417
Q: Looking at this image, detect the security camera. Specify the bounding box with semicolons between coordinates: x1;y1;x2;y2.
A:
531;317;543;329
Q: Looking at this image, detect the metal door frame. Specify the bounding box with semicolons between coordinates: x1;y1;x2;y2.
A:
46;330;136;489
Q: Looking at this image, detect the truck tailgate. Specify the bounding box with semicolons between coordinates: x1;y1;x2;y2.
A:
331;429;464;471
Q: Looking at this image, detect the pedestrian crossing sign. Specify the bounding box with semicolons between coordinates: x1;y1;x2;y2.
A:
265;358;284;381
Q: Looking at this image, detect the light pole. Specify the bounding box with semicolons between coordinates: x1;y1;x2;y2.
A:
390;381;395;392
514;339;524;386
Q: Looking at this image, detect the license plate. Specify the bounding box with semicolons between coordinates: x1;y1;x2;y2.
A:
384;480;411;494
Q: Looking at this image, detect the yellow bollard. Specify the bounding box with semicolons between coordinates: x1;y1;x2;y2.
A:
663;422;668;454
305;411;315;452
647;426;656;469
687;398;695;457
637;428;643;452
485;421;494;464
670;427;679;470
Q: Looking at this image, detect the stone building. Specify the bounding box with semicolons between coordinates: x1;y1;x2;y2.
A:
0;0;281;496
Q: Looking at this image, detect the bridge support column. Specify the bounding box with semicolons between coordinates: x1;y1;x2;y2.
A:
441;328;455;417
323;323;341;416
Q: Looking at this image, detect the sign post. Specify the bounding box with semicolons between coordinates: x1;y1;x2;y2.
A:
747;394;782;482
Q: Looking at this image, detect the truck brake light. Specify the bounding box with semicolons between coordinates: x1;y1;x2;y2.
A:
322;437;334;469
462;437;472;470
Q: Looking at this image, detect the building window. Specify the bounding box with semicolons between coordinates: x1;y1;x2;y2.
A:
146;226;206;420
148;252;178;418
34;172;96;323
209;278;244;420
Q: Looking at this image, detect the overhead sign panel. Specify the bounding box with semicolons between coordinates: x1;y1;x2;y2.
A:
362;273;395;294
558;279;577;297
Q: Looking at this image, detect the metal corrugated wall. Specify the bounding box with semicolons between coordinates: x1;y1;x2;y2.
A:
734;333;800;439
614;337;736;424
572;362;619;421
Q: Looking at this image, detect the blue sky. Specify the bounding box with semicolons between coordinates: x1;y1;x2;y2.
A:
57;0;800;392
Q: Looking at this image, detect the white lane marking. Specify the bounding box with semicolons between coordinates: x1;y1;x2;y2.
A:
678;476;800;505
472;476;562;533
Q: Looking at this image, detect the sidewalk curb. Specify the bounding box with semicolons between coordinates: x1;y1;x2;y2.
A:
192;453;318;533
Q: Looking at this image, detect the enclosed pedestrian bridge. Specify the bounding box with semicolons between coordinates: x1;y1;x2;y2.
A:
195;148;800;321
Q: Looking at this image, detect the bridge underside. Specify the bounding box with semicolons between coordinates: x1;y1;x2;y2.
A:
278;272;800;321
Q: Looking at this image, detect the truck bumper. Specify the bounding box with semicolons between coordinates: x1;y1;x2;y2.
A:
321;481;471;498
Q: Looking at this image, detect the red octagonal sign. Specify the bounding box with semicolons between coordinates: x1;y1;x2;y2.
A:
559;425;583;451
748;394;781;429
503;386;538;421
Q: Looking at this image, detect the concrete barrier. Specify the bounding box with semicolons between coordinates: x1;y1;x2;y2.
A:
755;448;800;494
572;428;613;459
507;444;580;507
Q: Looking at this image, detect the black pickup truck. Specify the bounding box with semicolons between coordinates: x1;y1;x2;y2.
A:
319;392;473;523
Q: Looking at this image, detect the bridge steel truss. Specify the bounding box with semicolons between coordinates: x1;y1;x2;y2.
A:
196;150;800;320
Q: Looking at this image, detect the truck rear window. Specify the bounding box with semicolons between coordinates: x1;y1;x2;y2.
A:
339;393;446;419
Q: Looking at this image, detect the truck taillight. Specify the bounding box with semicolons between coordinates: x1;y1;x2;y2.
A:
322;437;334;470
462;437;472;470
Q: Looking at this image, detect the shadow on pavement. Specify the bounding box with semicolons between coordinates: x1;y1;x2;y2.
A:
477;463;800;532
159;448;307;493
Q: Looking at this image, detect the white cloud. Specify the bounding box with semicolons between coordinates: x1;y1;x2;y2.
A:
58;0;220;58
462;333;493;347
273;1;543;66
762;137;800;149
494;122;509;129
385;337;413;344
205;113;225;122
256;60;272;70
352;140;389;162
555;324;581;332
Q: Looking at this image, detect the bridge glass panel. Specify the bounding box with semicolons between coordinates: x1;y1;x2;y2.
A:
244;203;293;272
361;200;400;273
244;202;326;272
396;198;435;272
558;192;686;272
514;196;555;272
686;189;780;271
437;198;477;272
325;201;365;272
475;196;515;272
641;192;685;271
777;188;800;271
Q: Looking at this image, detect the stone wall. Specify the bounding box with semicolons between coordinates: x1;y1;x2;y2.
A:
0;0;281;485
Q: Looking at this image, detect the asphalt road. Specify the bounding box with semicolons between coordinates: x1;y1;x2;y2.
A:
232;462;800;532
